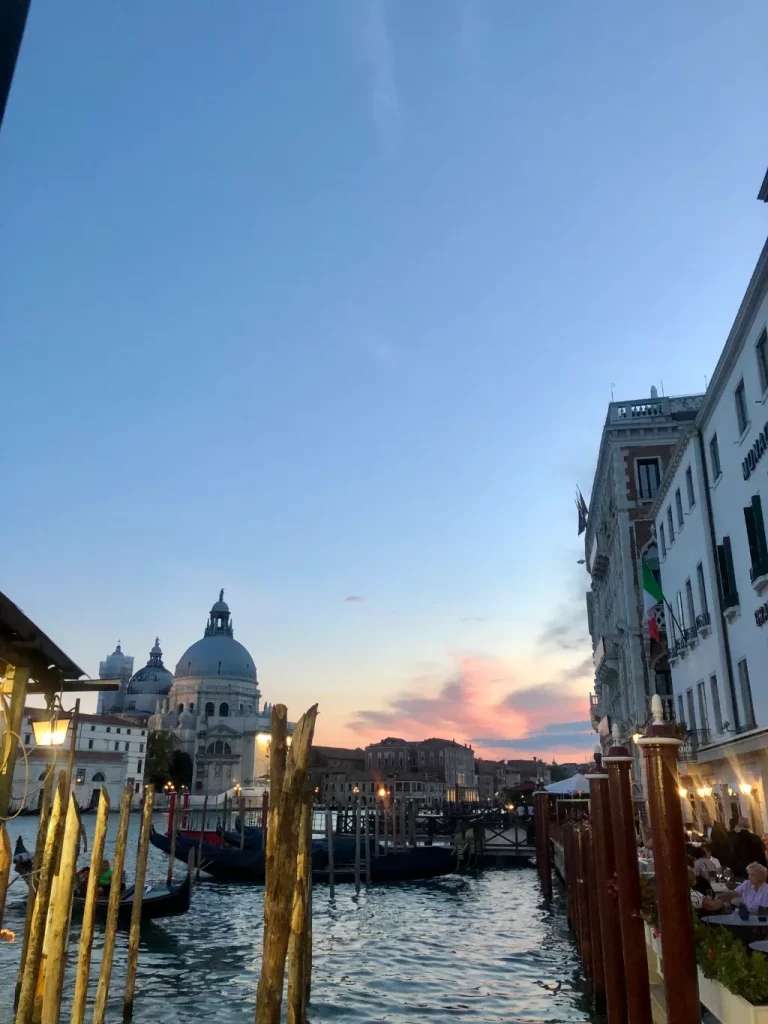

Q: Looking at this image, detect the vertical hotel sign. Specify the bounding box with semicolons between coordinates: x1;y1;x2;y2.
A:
743;422;768;480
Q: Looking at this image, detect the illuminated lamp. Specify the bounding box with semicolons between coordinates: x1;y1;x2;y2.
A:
677;786;688;799
32;716;69;747
739;783;753;796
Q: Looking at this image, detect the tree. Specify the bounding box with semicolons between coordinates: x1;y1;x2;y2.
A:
168;749;193;790
145;730;176;788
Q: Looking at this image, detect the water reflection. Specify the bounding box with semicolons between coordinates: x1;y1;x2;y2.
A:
0;817;600;1023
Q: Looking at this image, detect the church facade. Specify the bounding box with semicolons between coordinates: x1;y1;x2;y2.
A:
149;592;283;796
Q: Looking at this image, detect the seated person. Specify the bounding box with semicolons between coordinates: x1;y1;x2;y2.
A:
734;862;768;913
689;868;730;914
97;859;113;897
694;843;722;881
76;866;90;897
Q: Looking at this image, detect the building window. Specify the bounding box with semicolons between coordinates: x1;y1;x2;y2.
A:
140;743;144;753
137;759;143;774
127;729;131;735
75;768;86;785
686;466;695;508
24;733;30;745
92;772;105;782
709;434;722;479
738;659;756;730
710;675;723;733
106;727;111;733
116;727;121;734
667;506;675;544
637;458;662;500
659;522;667;558
135;782;141;793
677;592;685;640
716;536;739;609
88;739;94;750
696;562;708;619
686;689;697;732
675;489;684;529
685;579;695;630
219;702;229;718
177;704;184;715
90;725;95;732
124;742;130;751
744;495;768;582
758;329;768;393
697;682;709;740
735;378;749;435
205;702;215;718
141;730;146;737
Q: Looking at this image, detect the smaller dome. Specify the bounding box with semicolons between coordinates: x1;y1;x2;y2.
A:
210;588;229;615
128;638;173;697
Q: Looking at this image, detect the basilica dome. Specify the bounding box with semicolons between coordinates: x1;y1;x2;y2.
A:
174;591;257;684
127;638;173;697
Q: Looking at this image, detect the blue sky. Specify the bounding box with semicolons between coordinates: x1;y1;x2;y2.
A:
2;1;767;757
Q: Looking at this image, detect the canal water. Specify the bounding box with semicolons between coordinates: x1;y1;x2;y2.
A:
0;815;600;1023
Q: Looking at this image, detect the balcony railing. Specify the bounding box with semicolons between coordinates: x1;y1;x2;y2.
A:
679;728;711;761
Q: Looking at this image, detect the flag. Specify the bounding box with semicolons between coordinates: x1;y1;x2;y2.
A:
642;560;665;642
576;488;588;535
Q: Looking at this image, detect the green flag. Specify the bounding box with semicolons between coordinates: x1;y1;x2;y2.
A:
642;560;664;603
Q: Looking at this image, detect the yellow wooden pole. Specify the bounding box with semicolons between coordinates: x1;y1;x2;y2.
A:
15;783;66;1024
40;794;81;1023
92;784;132;1024
0;823;11;931
70;788;110;1024
286;790;313;1024
0;663;30;818
256;704;317;1024
122;784;155;1024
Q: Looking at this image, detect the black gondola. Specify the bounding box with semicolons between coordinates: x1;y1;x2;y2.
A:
150;826;456;884
14;837;192;926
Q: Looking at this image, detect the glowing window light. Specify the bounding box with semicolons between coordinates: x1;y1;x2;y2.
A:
677;786;688;799
739;783;754;796
696;786;713;798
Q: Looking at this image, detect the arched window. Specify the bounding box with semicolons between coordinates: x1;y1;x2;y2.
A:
223;742;231;755
205;702;215;718
214;740;224;754
92;772;106;782
177;703;184;715
219;702;229;718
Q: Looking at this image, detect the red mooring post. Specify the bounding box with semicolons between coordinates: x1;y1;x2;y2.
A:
587;767;628;1024
584;825;605;1004
534;790;552;898
637;698;699;1024
604;736;652;1024
575;826;593;979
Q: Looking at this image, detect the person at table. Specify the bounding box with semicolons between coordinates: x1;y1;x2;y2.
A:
732;820;767;876
689;868;731;914
734;862;768;912
710;821;733;869
694;843;722;881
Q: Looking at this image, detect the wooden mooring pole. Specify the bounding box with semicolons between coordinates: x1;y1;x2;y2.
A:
197;794;208;881
637;700;699;1024
0;823;10;931
325;807;335;898
604;737;652;1024
286;789;313;1024
255;703;317;1024
586;767;628;1024
123;783;156;1023
533;790;552;898
584;825;605;1007
354;800;361;895
71;787;110;1024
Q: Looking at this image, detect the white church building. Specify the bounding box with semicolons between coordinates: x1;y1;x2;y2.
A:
149;592;284;796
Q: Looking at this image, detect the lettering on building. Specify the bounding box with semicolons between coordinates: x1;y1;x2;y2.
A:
743;423;768;480
755;602;768;627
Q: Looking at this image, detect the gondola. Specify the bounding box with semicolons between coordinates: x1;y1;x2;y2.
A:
14;837;192;926
150;826;456;884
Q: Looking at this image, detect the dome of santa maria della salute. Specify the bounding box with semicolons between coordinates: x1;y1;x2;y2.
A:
174;591;258;685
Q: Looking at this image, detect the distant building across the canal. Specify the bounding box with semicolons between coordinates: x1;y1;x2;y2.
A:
97;638;173;721
10;709;148;812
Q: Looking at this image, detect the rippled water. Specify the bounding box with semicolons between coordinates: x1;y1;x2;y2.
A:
1;816;599;1023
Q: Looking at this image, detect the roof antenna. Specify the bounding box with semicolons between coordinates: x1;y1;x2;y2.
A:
660;379;665;396
610;382;615;401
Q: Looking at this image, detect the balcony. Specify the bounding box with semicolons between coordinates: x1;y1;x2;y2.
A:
683;625;698;649
589;692;600;726
695;611;711;638
722;591;740;623
668;637;688;664
606;395;702;426
750;559;768;595
679;728;711;762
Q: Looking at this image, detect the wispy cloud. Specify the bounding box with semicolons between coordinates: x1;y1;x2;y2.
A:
344;594;365;603
360;0;399;154
349;654;594;760
537;614;589;652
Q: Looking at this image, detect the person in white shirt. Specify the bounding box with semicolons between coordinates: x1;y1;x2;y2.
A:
735;863;768;913
694;843;722;880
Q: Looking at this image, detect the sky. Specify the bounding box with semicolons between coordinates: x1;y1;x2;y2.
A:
2;1;767;762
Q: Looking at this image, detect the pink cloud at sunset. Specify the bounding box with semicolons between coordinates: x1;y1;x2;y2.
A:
343;653;595;762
